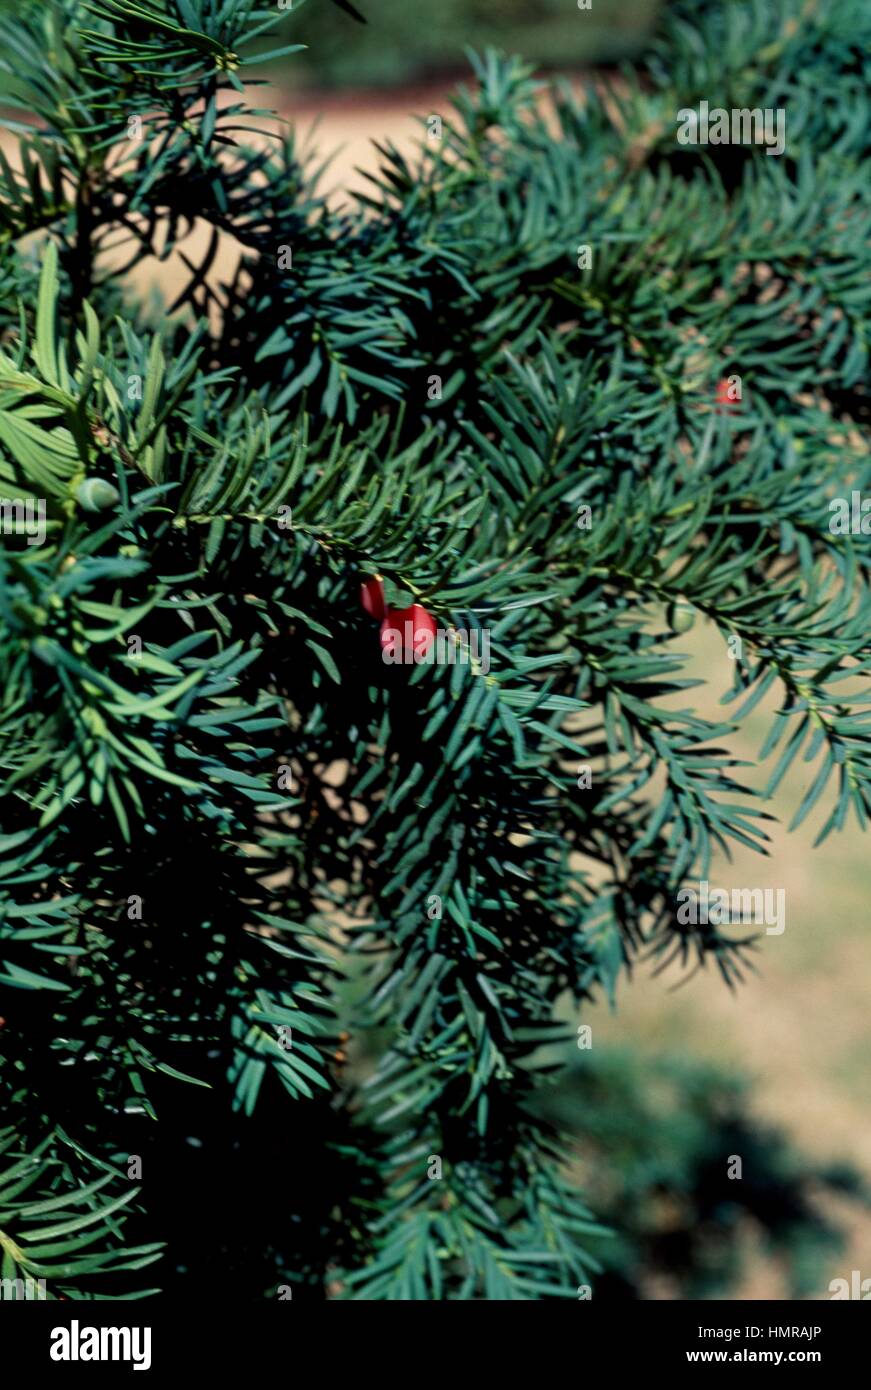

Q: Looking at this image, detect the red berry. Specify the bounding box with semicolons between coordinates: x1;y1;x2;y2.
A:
380;603;438;659
714;377;742;414
360;575;386;620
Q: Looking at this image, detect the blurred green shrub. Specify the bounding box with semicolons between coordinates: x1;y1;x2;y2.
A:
537;1049;868;1299
279;0;661;88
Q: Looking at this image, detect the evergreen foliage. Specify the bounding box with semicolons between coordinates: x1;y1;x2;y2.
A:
0;0;868;1298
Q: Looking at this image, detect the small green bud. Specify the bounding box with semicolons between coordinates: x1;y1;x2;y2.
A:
31;636;60;665
76;478;120;512
669;600;696;634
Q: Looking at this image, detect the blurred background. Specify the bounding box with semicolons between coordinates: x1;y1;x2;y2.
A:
559;618;871;1298
250;0;663;200
281;0;660;90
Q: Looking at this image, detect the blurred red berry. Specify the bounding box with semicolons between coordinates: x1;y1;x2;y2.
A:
359;575;386;620
380;603;438;658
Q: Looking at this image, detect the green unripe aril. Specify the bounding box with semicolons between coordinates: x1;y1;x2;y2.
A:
76;478;120;512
